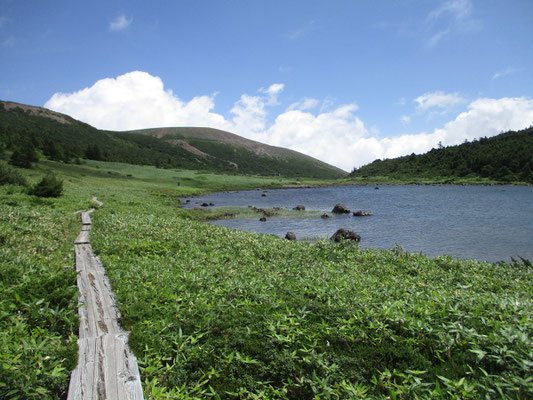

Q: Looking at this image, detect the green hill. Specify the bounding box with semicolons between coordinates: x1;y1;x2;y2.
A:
0;101;345;178
349;127;533;184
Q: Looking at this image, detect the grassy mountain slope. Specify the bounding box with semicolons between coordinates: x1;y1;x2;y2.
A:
124;127;347;178
350;127;533;184
0;101;345;178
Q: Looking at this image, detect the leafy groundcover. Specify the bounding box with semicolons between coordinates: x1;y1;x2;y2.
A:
92;208;532;399
0;201;79;399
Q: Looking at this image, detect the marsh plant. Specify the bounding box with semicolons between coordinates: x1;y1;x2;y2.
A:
92;206;532;399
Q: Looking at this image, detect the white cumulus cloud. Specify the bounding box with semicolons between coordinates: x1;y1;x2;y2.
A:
45;71;230;131
44;71;533;172
109;15;132;31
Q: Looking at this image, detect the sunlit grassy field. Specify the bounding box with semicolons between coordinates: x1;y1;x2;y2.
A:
1;159;532;399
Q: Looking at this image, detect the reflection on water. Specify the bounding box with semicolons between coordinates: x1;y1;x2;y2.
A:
184;185;533;262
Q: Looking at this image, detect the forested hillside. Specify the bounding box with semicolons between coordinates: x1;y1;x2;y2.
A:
350;127;533;183
0;101;344;178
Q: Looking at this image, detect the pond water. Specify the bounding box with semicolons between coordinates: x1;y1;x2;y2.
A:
184;185;533;262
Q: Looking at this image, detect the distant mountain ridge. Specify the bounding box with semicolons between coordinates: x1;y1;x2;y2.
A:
0;101;345;178
349;127;533;183
128;126;345;174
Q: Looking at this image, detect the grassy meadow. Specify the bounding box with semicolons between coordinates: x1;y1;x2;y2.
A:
1;159;532;399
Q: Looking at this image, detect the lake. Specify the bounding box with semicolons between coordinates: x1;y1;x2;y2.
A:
185;185;533;263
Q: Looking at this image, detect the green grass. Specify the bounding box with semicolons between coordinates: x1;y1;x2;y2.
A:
91;209;532;399
187;206;324;221
0;188;79;399
1;159;532;399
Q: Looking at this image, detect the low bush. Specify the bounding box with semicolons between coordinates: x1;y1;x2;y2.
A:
0;161;27;186
29;174;63;197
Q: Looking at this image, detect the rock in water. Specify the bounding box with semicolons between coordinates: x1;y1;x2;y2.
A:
321;213;330;218
285;232;296;240
353;210;373;216
332;203;350;214
293;204;305;211
330;228;361;242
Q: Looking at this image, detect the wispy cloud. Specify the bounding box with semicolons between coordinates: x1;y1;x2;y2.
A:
426;0;472;23
288;98;320;111
415;91;466;114
260;83;285;105
492;66;518;81
109;14;132;31
426;29;450;49
285;21;315;40
424;0;481;48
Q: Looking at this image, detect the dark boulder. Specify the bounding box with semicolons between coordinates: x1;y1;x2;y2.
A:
209;202;215;206
285;232;296;241
293;204;305;211
201;202;209;207
321;213;330;218
332;203;350;214
262;193;267;197
330;228;360;242
259;217;267;222
353;210;373;216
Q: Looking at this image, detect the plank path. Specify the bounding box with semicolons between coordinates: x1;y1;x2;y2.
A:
68;197;144;399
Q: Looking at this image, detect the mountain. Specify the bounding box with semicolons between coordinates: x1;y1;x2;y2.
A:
126;127;346;177
0;101;346;178
349;127;533;183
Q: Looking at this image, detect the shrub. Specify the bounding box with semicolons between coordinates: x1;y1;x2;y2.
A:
9;146;38;169
28;174;63;197
0;161;27;186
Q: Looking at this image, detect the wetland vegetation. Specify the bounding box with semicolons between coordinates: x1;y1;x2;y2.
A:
1;157;531;399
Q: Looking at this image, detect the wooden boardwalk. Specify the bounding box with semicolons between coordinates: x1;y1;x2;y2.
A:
68;199;144;399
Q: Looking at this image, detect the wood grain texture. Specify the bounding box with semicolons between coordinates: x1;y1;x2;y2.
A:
68;199;144;399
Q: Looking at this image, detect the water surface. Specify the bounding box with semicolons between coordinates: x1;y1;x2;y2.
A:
185;185;533;262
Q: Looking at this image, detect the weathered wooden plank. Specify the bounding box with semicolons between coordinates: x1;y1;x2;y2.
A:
68;335;143;400
81;209;95;225
92;197;104;207
75;230;90;244
68;199;144;400
76;245;122;338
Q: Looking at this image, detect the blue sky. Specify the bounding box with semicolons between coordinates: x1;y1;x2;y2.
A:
1;0;532;170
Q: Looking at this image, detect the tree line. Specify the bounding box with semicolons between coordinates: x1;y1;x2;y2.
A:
350;127;533;183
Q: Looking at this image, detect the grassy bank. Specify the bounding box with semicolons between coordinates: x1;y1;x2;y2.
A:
1;159;532;399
